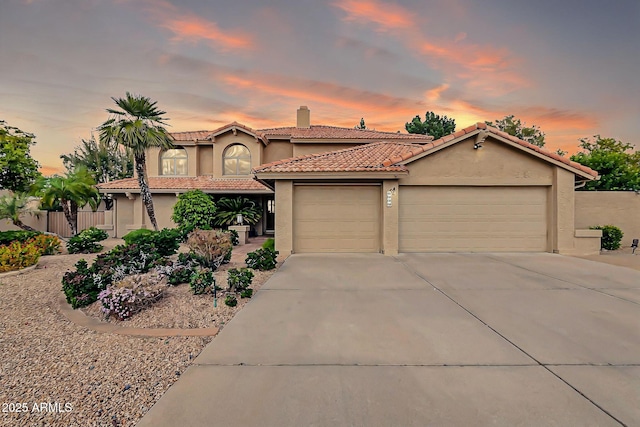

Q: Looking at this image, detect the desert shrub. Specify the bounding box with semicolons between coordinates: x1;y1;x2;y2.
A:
172;190;217;234
123;228;180;257
590;225;624;250
67;227;108;254
224;294;238;307
122;229;153;245
262;238;275;251
0;240;42;272
155;259;198;286
229;229;239;246
240;288;253;299
0;230;40;246
189;269;215;295
29;234;61;255
186;229;232;270
62;243;162;308
227;268;254;292
245;247;279;271
98;274;165;320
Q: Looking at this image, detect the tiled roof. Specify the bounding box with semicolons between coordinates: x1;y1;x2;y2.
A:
253;142;421;173
255;123;598;179
97;177;272;192
171;124;433;143
380;123;597;178
171;122;264;142
258;125;433;141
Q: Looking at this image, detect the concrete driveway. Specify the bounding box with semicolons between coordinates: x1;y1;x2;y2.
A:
138;253;640;427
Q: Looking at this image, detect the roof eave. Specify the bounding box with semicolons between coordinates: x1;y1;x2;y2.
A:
254;171;409;180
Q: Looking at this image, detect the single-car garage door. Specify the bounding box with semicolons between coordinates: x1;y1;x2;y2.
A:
399;186;548;252
294;185;380;253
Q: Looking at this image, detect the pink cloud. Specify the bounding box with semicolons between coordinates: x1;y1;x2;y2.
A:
333;0;416;32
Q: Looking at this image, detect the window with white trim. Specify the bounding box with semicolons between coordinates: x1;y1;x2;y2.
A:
223;144;251;175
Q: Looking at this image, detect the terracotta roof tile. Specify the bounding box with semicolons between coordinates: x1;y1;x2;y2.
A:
258;125;433;141
170;131;212;141
97;177;272;193
253;142;421;173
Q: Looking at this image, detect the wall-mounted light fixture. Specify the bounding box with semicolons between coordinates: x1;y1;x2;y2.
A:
236;214;244;225
386;186;396;207
474;130;489;150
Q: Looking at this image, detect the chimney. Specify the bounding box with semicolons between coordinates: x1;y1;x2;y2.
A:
296;106;310;128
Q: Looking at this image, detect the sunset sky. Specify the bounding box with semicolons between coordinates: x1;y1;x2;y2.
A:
1;0;639;175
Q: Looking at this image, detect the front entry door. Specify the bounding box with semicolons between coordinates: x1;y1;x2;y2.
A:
265;197;275;233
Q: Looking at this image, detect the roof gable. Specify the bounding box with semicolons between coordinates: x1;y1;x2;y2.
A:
382;123;598;180
171;122;266;145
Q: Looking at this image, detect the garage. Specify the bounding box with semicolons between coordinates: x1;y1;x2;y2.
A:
399;186;548;252
293;184;381;253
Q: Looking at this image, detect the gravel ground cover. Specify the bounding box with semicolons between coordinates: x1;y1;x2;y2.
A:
0;241;275;426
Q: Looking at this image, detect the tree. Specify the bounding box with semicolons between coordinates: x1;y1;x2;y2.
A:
0;120;41;193
0;192;40;231
171;190;217;232
485;115;545;147
570;135;640;191
98;93;174;231
355;118;367;130
61;136;134;184
405;112;456;139
35;167;101;236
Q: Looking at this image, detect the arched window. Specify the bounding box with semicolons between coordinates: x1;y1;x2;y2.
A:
161;148;188;175
223;144;251;175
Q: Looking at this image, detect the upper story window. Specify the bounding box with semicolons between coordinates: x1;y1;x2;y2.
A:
223;144;251;175
161;148;188;176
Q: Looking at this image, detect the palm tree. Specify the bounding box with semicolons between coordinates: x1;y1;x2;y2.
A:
61;136;134;184
213;197;263;226
36;168;100;236
0;192;40;231
97;92;174;230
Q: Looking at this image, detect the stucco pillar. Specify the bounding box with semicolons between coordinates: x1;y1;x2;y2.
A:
553;168;575;253
131;194;147;230
382;180;399;255
275;180;293;258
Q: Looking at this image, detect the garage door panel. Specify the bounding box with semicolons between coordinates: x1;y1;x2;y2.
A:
400;186;547;252
294;186;380;253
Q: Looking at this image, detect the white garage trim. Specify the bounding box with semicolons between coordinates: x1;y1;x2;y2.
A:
293;184;381;253
399;186;548;252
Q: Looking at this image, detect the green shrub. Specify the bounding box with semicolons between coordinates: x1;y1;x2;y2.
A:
67;227;108;254
590;225;624;250
171;190;217;233
240;288;253;299
0;240;42;272
122;229;153;245
186;229;232;270
229;229;239;246
224;294;238;307
189;269;215;295
122;228;180;257
245;247;279;271
0;230;40;246
167;265;196;286
227;267;254;292
262;238;275;251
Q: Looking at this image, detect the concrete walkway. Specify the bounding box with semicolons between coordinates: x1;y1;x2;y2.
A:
137;253;640;426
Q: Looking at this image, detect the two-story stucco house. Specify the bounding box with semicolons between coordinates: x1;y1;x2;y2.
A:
97;106;432;238
98;106;602;257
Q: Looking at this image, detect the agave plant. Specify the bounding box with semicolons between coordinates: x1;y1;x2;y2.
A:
213;197;262;226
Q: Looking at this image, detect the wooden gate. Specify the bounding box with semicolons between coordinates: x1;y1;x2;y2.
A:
47;211;105;237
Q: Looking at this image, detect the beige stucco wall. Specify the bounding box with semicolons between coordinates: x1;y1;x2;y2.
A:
114;196;134;238
199;145;214;175
112;193;178;237
402;137;554;186
263;140;294;164
293;143;359;158
274;180;293;258
552;168;577;253
0;212;47;233
575;191;640;246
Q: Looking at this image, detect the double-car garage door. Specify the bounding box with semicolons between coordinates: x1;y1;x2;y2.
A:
292;185;548;253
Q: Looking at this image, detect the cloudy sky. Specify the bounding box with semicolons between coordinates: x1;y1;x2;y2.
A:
1;0;639;175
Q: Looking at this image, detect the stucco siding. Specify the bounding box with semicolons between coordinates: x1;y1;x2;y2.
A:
263;140;293;164
575;191;640;246
212;133;262;179
292;143;359;157
402;136;553;186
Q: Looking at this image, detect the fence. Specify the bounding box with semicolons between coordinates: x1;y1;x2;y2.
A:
47;211;105;238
